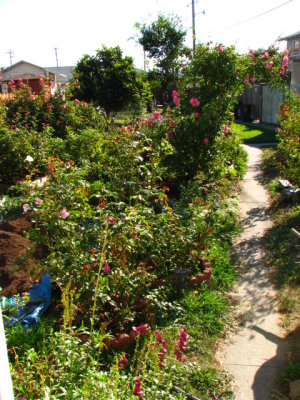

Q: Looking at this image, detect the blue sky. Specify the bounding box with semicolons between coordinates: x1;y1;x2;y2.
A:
0;0;299;69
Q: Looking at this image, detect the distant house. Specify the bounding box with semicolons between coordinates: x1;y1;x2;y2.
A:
0;60;55;94
44;66;75;86
280;30;300;95
0;61;74;94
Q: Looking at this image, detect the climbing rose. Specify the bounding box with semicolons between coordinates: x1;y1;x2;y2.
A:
282;55;289;67
194;112;200;119
104;261;110;273
224;126;229;134
244;75;250;85
22;204;29;213
62;103;67;109
266;61;274;70
203;137;209;145
35;198;43;205
280;67;286;75
190;97;200;107
151;111;160;120
173;96;180;106
46;105;51;111
60;208;70;219
263;52;269;59
218;45;224;53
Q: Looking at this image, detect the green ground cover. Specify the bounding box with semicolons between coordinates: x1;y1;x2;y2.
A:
234;122;278;143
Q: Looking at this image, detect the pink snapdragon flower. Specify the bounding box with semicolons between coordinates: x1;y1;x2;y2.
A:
132;324;151;337
133;377;144;398
118;354;128;368
60;208;70;219
104;261;110;273
176;349;185;361
155;330;162;342
190;97;200;107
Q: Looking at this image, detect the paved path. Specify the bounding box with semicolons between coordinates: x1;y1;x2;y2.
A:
222;145;286;400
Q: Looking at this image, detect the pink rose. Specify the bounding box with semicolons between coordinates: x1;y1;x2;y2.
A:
190;97;200;107
60;208;70;219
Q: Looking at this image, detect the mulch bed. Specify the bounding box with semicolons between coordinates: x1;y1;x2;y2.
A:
0;215;43;298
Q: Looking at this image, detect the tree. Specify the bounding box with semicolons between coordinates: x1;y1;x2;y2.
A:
72;46;150;119
135;15;189;99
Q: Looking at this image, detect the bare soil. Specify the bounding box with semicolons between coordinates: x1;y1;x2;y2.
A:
0;214;44;298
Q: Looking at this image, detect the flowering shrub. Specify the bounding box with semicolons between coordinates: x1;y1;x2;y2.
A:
0;80;106;183
276;91;300;186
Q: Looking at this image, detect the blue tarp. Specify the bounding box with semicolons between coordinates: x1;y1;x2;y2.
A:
2;273;51;329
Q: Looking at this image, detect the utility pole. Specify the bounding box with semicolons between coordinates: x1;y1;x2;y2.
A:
192;0;196;53
6;50;14;66
54;47;59;67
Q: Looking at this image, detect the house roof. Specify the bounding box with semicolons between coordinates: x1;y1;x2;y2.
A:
2;60;50;75
44;66;75;82
1;60;55;81
279;31;300;41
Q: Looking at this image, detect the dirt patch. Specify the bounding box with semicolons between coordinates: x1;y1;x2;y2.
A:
0;214;44;298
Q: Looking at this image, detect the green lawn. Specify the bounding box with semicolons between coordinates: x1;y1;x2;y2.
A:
234;122;278;144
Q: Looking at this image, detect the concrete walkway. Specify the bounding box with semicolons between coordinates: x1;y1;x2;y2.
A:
222;144;286;400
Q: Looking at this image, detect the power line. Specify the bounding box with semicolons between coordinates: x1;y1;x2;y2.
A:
206;0;294;33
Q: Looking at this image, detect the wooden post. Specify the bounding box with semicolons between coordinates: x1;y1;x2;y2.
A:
0;307;14;400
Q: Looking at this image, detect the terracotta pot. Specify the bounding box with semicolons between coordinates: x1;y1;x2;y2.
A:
103;332;136;350
203;268;212;280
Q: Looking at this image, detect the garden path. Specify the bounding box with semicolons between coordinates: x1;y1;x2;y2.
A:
221;144;286;399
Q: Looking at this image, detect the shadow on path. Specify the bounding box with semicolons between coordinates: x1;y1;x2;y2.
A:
251;325;288;399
